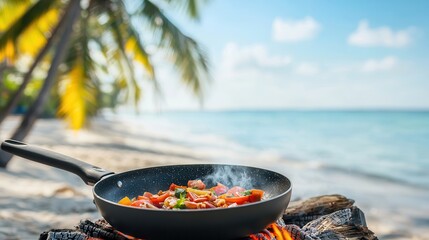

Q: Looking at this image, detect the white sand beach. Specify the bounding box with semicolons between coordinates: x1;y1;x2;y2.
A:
1;116;429;239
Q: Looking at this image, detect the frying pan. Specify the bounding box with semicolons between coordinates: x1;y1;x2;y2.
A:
1;139;292;240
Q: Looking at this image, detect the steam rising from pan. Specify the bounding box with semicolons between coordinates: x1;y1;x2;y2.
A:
202;165;254;189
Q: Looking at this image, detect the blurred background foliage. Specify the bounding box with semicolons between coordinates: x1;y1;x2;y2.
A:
0;0;210;167
0;0;210;128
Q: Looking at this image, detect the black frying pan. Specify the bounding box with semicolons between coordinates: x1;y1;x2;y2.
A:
1;139;292;240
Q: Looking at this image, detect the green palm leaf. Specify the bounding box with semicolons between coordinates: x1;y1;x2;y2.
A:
0;0;58;55
160;0;207;20
139;0;210;97
58;11;98;129
106;5;142;107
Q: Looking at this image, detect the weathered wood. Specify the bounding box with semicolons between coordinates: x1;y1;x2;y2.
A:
285;194;355;215
318;225;377;240
283;208;377;240
78;220;128;240
283;194;356;227
39;229;87;240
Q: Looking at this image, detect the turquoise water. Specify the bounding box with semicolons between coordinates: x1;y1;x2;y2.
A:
123;110;429;188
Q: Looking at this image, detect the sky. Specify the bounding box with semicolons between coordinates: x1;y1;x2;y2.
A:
138;0;429;111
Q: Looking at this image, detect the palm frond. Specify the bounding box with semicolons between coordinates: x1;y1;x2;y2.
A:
139;0;210;97
0;0;31;31
58;11;98;130
0;0;58;62
58;58;96;130
121;4;159;94
125;25;155;80
160;0;208;20
106;4;142;107
18;8;60;56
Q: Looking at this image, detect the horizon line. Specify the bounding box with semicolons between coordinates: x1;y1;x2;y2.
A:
114;107;429;114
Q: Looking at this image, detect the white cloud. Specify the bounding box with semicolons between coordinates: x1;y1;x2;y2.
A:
222;42;292;71
362;56;398;72
272;17;321;42
295;62;320;76
348;20;415;47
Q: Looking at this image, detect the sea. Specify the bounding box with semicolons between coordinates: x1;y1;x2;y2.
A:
112;110;429;189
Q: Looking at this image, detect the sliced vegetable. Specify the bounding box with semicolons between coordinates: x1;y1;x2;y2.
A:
187;191;199;202
204;201;216;208
169;183;186;191
118;196;132;206
184;201;198;209
150;191;170;203
211;182;229;195
249;189;264;202
187;179;206;190
131;199;148;207
227;186;246;197
118;179;264;210
187;188;212;196
224;195;250;204
194;196;209;203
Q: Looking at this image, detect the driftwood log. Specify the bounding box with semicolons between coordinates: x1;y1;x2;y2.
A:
282;194;376;240
283;194;360;226
39;194;378;240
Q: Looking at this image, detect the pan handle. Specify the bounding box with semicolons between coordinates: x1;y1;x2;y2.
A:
1;139;114;186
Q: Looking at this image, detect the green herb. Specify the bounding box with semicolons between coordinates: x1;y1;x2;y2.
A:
243;190;252;196
174;188;186;198
174;193;186;209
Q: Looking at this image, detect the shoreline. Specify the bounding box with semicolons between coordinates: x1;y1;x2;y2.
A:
1;116;429;239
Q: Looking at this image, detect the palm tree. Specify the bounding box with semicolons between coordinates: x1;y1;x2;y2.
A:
0;3;66;125
0;0;210;167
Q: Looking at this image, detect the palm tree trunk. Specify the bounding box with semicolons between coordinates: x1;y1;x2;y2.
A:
0;61;6;74
0;61;6;89
0;0;81;168
0;10;69;126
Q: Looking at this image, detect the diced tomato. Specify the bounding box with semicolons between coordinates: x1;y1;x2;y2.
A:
130;199;147;207
227;186;246;197
137;196;148;200
187;179;206;190
143;192;153;198
150;191;171;203
211;183;229;195
224;195;249;204
169;183;187;191
137;192;153;200
249;189;264;202
130;199;159;209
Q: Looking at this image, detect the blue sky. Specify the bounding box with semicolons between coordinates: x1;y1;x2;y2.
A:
139;0;429;110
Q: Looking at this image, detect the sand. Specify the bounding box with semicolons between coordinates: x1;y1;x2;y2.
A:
1;116;429;240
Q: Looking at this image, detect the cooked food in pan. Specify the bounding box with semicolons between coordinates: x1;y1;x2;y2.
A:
118;179;264;209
